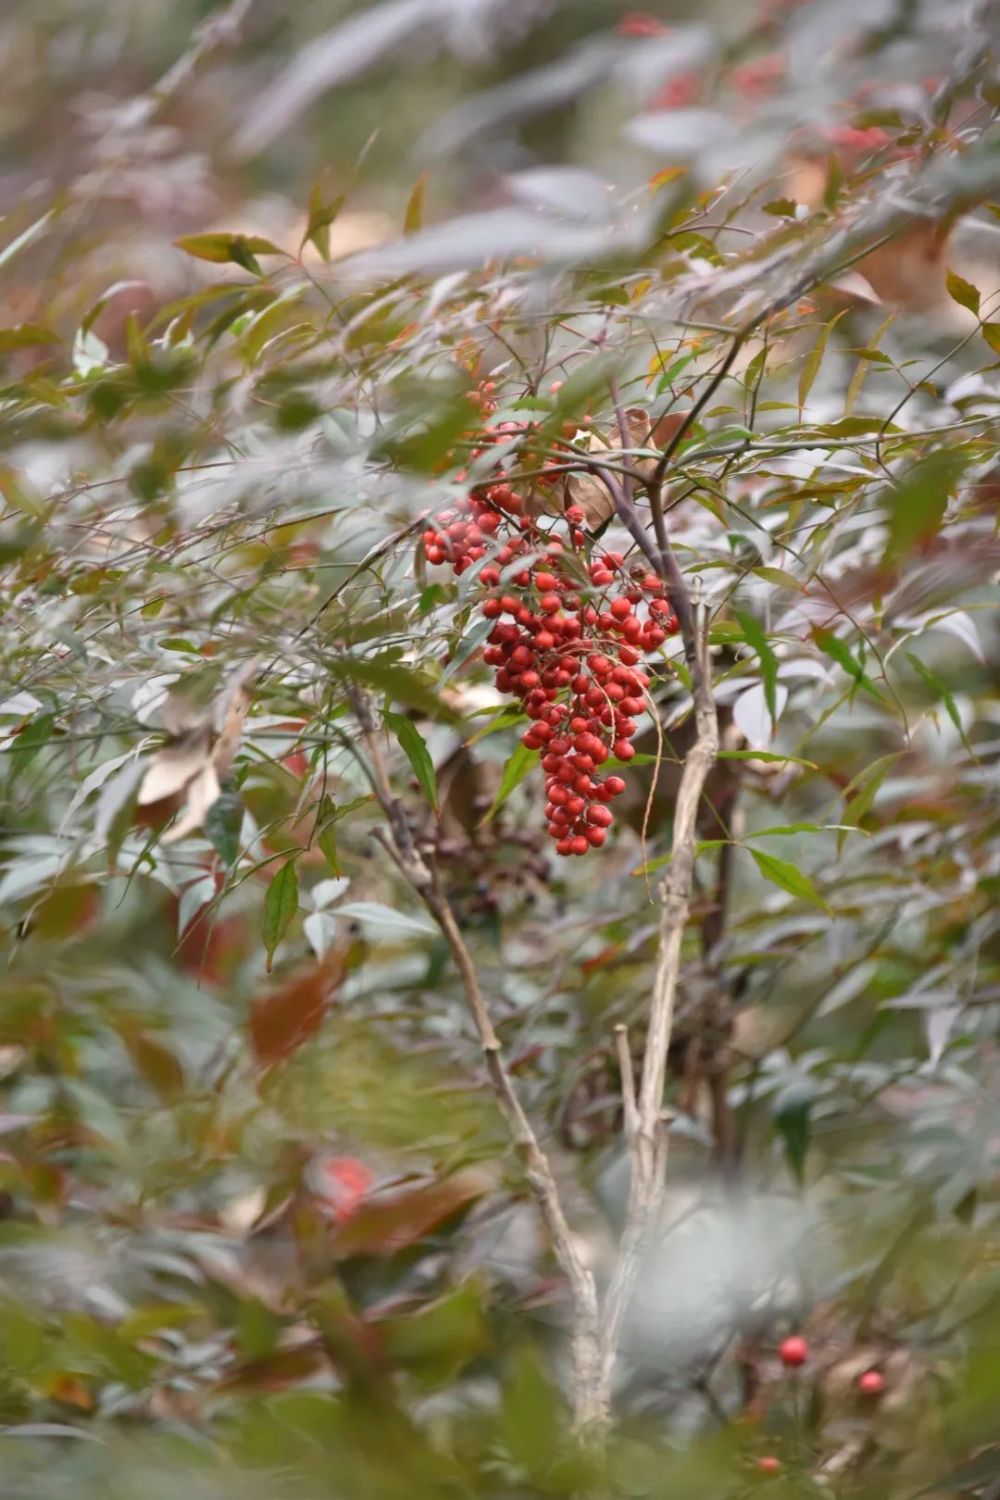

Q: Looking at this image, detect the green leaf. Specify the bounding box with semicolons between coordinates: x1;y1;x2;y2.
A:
336;656;453;721
775;1094;812;1184
654;351;695;394
762;197;797;218
0;325;60;354
317;827;340;874
945;268;980;315
734;609;778;727
404;172;429;236
743;345;768;391
904;652;975;756
750;848;828;912
481;744;537;824
845;311;896;413
263;860;299;973
882;451;965;564
841;750;902;803
374;398;476;473
502;1345;564;1478
8;712;55;773
553;353;620;418
982;322;1000;356
302;185;345;262
174;233;284;275
838;752;903;853
384;710;438;810
814;629;888;705
204;789;244;867
717;749;818;768
314;793;373;874
752;565;801;590
751;823;864;837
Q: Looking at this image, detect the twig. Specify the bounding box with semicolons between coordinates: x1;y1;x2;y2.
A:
614;1025;639;1141
596;498;719;1399
346;682;605;1428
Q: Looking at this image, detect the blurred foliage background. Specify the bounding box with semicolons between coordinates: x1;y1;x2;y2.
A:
1;0;1000;1495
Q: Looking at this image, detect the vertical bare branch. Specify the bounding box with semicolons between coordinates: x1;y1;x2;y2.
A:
346;684;605;1428
596;464;719;1398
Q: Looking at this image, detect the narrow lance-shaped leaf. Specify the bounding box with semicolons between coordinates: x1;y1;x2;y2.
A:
798;310;845;413
882;452;965;564
945;268;980;315
384;710;438;810
263;860;299;973
205;788;244;867
775;1094;812;1185
750;847;829;912
404;172;429;236
814;629;889;705
175;234;285;275
302;183;345;262
654;350;695;395
734;609;779;727
905;652;975;757
315;793;374;875
481;744;538;824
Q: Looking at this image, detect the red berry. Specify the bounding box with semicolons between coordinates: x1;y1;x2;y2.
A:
779;1335;809;1368
612;740;636;761
534;572;558;592
858;1370;884;1397
604;775;626;796
587;805;613;827
586;827;607;847
610;597;632;621
556;837;574;856
570;835;589;856
539;593;561;614
315;1155;373;1224
756;1456;782;1475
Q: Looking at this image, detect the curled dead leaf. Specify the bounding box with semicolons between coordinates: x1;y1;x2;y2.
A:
561;407;691;527
137;661;258;843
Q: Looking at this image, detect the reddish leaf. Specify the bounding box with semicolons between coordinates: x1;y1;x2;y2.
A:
249;948;347;1066
117;1021;185;1099
331;1172;488;1258
217;1340;325;1392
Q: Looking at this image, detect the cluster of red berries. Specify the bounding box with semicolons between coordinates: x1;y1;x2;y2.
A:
422;415;679;857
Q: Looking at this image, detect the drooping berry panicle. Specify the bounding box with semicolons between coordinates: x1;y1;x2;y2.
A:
422;406;679;855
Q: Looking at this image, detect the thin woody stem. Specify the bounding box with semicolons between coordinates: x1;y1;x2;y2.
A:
595;488;719;1394
347;682;605;1428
